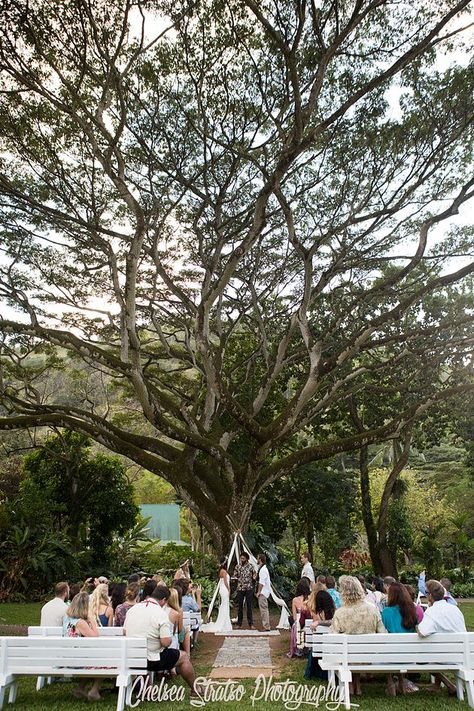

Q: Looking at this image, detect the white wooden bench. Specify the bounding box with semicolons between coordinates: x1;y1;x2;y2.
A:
0;636;147;711
183;611;202;632
307;632;474;709
28;626;124;637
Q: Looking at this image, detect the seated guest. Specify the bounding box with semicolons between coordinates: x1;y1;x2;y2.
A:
40;582;69;626
124;584;199;695
288;579;311;658
181;580;202;612
382;582;418;633
382;582;419;695
405;584;424;623
167;586;190;655
378;576;396;610
181;579;201;645
373;578;386;609
111;583;126;617
330;576;386;696
326;576;341;609
63;592;101;701
440;577;458;606
417;579;466;694
305;591;336;680
90;583;113;627
68;583;81;601
357;574;377;606
140;578;157;602
128;573;140;583
418;579;466;636
316;575;327;586
114;582;140;627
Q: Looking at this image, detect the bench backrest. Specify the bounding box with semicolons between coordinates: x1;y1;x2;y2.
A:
1;636;147;676
183;611;202;630
28;626;124;637
317;632;472;668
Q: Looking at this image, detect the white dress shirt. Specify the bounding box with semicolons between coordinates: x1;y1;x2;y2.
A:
258;565;271;598
417;599;466;636
301;562;315;583
40;597;68;627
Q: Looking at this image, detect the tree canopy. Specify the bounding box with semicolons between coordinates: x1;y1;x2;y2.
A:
0;0;473;553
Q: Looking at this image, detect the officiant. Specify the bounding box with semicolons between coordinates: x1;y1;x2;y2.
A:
234;551;256;629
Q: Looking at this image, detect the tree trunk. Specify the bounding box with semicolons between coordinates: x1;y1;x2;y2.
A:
377;539;398;578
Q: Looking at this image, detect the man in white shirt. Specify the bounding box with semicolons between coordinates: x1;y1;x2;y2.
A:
300;552;315;583
256;553;271;631
40;582;69;626
124;584;198;693
418;579;466;636
417;579;466;694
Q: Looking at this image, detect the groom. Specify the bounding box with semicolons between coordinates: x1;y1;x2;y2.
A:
234;551;255;629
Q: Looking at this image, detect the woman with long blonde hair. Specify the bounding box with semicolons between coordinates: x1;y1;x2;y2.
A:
166;586;190;655
62;592;101;701
90;583;113;627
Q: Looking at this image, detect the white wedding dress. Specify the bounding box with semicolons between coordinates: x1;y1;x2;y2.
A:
201;572;232;633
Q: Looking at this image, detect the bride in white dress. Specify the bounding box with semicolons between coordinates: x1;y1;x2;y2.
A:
201;561;233;633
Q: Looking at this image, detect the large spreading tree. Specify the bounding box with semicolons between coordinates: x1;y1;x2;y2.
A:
1;0;473;557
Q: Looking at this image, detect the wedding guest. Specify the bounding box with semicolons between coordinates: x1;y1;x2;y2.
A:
357;574;377;606
300;552;315;583
288;579;311;658
167;587;190;655
405;584;424;623
63;592;101;701
90;583;113;627
114;582;140;627
330;576;386;696
440;577;458;606
256;553;271;631
382;582;419;695
305;590;336;680
68;583;81;601
326;576;341;609
111;583;126;615
124;584;200;695
140;579;157;602
174;560;190;581
40;582;69;627
417;579;466;694
373;578;386;609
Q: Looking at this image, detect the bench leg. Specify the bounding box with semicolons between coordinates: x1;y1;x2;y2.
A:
7;683;17;704
36;677;45;691
115;685;124;711
0;686;6;711
455;674;464;701
466;680;474;709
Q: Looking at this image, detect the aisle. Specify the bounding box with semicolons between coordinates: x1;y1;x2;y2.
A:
209;631;275;679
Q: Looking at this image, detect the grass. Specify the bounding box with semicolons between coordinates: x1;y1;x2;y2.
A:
0;601;472;710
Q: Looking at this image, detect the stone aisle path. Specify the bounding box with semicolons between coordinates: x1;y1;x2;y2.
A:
209;632;275;679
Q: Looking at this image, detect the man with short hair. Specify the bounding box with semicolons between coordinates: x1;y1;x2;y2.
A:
256;553;271;631
124;584;198;693
234;552;255;629
440;577;458;606
418;580;466;636
40;582;69;626
417;579;466;695
300;552;315;583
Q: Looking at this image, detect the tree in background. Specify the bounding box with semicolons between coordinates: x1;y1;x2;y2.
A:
0;0;473;553
252;461;357;566
20;431;138;566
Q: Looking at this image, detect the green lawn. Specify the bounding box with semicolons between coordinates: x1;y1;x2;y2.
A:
0;601;472;710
